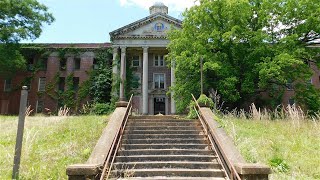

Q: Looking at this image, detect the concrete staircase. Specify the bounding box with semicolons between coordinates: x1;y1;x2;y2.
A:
109;116;227;179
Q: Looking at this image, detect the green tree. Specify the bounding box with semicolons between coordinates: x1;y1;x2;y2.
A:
167;0;320;114
0;0;54;77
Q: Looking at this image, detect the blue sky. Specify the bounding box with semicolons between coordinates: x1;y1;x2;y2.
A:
23;0;196;43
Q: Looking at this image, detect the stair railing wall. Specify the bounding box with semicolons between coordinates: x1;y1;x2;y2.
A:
192;94;241;180
100;94;133;180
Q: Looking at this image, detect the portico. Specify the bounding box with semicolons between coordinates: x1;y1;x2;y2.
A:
110;3;181;115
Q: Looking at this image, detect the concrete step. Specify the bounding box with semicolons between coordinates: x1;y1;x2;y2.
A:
126;121;201;127
124;130;203;135
129;119;196;123
111;168;226;178
123;134;205;139
121;138;207;144
111;178;227;180
129;115;179;120
112;161;222;169
125;126;202;131
117;149;214;156
115;155;217;162
121;143;209;150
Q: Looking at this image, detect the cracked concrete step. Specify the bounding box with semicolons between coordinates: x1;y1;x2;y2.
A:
115;155;217;162
125;126;202;131
117;149;214;156
111;168;226;177
121;143;209;150
121;138;207;144
123;134;205;139
126;121;201;127
124;130;203;134
112;161;222;169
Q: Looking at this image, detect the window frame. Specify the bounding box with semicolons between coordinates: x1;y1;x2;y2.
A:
131;55;141;67
74;57;81;70
154;54;165;67
153;73;165;89
132;73;141;89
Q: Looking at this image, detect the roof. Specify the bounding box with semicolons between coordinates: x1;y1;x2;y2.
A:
21;43;111;49
109;12;182;40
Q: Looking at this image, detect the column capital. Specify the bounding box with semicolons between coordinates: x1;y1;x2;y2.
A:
142;46;149;51
113;46;119;54
120;46;126;53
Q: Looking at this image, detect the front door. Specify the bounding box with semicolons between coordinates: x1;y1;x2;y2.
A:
154;97;165;115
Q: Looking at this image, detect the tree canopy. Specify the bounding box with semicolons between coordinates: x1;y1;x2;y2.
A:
0;0;54;77
167;0;320;113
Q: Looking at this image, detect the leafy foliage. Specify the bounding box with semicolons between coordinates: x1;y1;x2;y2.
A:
167;0;320;113
0;0;54;76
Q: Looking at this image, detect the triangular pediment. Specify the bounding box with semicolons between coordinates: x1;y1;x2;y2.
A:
110;13;182;40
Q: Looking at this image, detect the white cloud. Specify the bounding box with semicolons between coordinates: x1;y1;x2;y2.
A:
119;0;197;13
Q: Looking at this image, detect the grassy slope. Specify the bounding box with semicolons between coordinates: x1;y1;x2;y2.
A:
220;116;320;179
0;115;107;179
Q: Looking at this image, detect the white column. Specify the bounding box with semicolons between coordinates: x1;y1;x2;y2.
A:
171;60;176;114
112;47;119;97
119;46;126;101
112;47;118;75
142;46;149;115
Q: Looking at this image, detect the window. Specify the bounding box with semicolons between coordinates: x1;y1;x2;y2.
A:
154;73;165;89
74;57;81;70
27;57;34;71
93;58;99;69
60;58;67;71
58;77;65;92
39;58;47;70
131;56;140;67
154;55;164;67
73;77;79;91
4;79;12;92
132;73;141;89
38;77;46;91
36;100;44;113
286;79;293;90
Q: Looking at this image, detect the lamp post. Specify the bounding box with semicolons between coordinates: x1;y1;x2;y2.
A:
200;56;203;95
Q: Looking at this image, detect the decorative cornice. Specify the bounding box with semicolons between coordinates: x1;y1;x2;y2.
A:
110;13;182;40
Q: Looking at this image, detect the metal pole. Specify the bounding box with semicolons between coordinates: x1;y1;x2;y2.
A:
200;57;203;94
12;86;28;179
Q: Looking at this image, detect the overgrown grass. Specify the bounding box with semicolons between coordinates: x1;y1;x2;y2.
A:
0;115;108;179
220;114;320;179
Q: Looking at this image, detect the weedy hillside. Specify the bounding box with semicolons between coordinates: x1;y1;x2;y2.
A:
0;115;107;179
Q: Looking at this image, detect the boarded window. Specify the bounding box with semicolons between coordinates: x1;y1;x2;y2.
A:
38;77;46;91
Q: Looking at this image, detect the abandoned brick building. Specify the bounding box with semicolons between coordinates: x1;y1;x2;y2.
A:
1;2;320;115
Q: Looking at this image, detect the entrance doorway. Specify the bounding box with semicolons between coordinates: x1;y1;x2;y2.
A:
154;97;165;115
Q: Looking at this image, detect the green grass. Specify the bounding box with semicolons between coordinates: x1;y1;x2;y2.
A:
0;115;108;179
220;116;320;179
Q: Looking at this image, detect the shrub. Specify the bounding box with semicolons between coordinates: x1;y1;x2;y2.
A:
188;94;215;119
92;103;111;115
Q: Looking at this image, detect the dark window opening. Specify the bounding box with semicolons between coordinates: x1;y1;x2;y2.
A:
36;100;44;113
27;57;34;71
4;79;12;92
60;58;67;71
38;58;47;70
74;58;81;70
73;77;79;91
59;77;65;92
93;58;99;69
